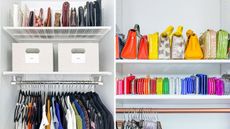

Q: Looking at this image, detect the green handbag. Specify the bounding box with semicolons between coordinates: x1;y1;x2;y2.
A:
163;78;169;94
217;30;229;59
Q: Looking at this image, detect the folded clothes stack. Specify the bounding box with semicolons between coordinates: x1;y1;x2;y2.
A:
116;74;230;95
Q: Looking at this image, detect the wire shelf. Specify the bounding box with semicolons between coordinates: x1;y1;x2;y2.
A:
3;26;111;43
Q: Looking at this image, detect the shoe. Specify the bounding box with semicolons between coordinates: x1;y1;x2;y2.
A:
28;11;34;26
54;13;61;27
94;0;101;26
84;2;90;26
89;2;95;26
62;2;70;26
70;8;77;26
121;29;137;59
78;6;85;26
44;7;51;27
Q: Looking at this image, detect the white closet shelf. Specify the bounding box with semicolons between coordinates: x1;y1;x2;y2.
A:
116;95;230;100
116;60;230;64
2;71;112;76
3;26;111;43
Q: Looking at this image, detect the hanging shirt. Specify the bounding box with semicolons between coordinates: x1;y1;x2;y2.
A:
72;103;83;129
66;96;77;129
55;102;64;129
50;107;55;129
51;97;59;129
65;109;73;129
46;99;51;129
39;105;49;129
72;98;86;129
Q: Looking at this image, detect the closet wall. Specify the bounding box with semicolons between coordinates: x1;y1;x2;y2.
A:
116;0;230;129
0;0;115;129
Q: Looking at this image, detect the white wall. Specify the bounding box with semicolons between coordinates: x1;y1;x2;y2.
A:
116;0;230;129
119;0;221;36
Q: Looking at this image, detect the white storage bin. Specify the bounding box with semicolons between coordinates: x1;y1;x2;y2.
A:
58;43;99;72
12;43;53;72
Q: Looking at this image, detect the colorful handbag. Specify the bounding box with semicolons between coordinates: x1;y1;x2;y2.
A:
148;33;159;59
185;30;204;59
216;79;224;95
121;29;137;59
171;26;185;59
151;79;157;94
156;78;163;94
216;30;229;59
199;30;217;59
116;79;124;95
163;78;169;94
138;35;149;59
159;26;174;59
124;75;135;94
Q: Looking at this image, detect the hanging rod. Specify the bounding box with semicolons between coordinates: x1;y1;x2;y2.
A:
116;108;230;113
11;80;103;86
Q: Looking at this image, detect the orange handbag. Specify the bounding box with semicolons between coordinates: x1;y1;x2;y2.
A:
121;29;137;59
185;29;204;59
138;35;149;59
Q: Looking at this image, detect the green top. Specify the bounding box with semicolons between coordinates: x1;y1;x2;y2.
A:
72;102;83;129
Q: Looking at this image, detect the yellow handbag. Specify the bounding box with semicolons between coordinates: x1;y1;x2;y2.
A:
185;29;204;59
148;32;159;59
156;78;163;95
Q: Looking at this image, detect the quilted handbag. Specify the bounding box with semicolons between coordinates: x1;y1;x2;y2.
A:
171;26;186;59
199;30;217;59
148;33;159;59
216;30;229;59
185;30;204;59
159;26;174;59
156;78;163;94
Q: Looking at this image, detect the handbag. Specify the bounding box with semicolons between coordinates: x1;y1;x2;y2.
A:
156;78;163;94
148;33;159;59
199;30;217;59
138;35;149;59
216;30;229;59
216;79;224;95
163;78;169;94
185;30;204;59
124;75;135;94
159;26;174;59
151;79;157;94
121;29;137;59
171;26;185;59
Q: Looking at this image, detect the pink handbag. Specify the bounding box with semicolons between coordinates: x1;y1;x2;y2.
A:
116;79;124;95
216;79;224;95
208;78;216;95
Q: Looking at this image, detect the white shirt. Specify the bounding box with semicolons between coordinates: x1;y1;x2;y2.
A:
39;105;49;129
